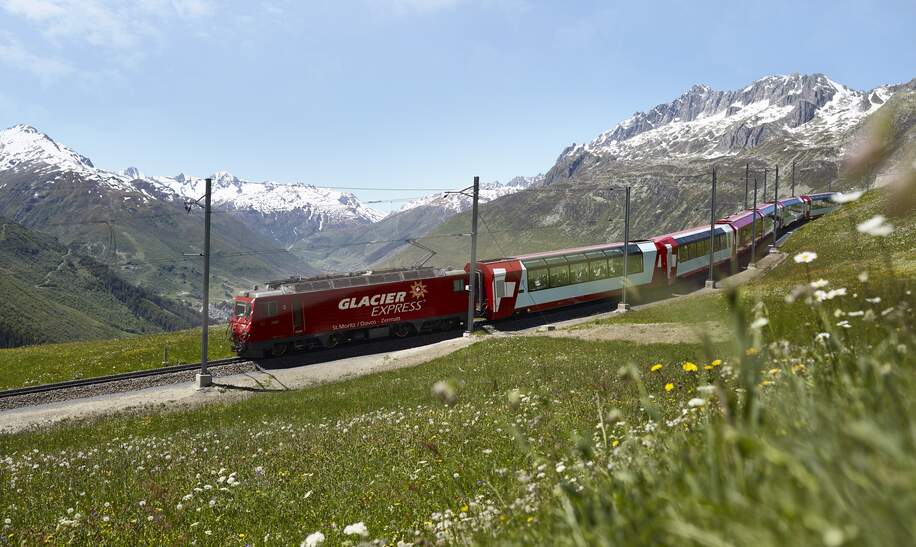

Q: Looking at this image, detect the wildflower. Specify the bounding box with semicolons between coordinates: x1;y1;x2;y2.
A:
650;363;663;372
810;279;829;289
431;381;458;405
102;516;110;523
858;271;869;282
856;215;894;236
831;190;863;203
704;365;714;370
697;384;716;394
507;389;522;408
865;297;881;304
555;463;566;473
664;383;674;392
750;317;769;329
176;503;184;511
745;347;759;356
343;522;369;537
687;398;705;408
710;359;722;367
815;332;831;342
836;320;851;329
793;251;817;264
682;362;698;372
302;531;326;547
254;466;265;475
791;363;805;373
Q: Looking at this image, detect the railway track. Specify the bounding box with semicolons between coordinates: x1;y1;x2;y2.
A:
0;357;248;400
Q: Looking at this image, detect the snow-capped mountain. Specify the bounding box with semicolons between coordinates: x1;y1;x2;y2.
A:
398;174;544;214
561;73;898;163
0;124;383;239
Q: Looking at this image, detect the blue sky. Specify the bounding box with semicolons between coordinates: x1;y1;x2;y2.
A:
1;0;914;210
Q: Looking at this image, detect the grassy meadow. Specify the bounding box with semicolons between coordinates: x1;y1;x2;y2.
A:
0;326;234;390
0;188;913;546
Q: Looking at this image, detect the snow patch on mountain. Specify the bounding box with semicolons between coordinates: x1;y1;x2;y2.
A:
398;174;544;214
569;74;891;162
0;125;383;227
150;170;385;224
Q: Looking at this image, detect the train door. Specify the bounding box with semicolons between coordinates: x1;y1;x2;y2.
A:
664;244;675;283
475;270;486;315
292;300;303;335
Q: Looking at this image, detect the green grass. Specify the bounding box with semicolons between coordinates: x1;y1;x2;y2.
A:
0;326;233;389
0;188;914;546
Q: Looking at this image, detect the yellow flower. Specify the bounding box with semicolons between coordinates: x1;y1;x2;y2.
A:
711;359;722;366
768;368;780;376
461;505;469;513
745;347;759;356
650;364;663;372
704;365;714;370
791;363;806;373
665;383;674;392
682;362;698;372
611;439;620;447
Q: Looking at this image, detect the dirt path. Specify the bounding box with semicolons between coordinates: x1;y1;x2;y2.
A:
531;321;730;344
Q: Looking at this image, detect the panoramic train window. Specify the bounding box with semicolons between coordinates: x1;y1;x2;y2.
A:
546;257;570;288
586;251;609;280
627;251;644;274
524;259;550;292
569;255;589;283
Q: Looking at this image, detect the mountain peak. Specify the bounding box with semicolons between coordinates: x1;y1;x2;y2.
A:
0;123;95;171
573;73;890;162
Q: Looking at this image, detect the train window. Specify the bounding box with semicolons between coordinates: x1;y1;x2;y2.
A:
569;256;589;284
628;252;644;274
546;257;570;288
527;268;549;291
264;301;278;318
589;258;608;280
453;279;464;292
234;302;249;318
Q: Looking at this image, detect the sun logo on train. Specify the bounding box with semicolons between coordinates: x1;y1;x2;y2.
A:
409;281;429;300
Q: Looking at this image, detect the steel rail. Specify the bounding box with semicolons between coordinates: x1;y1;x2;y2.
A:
0;357;248;399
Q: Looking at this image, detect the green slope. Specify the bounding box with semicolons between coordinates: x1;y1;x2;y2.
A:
0;217;200;347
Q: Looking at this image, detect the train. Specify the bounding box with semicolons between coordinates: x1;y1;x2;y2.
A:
229;192;842;357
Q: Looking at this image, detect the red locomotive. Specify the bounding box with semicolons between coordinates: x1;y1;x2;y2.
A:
229;192;840;357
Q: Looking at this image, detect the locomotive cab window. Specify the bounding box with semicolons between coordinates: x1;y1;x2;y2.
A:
453;279;464;292
234;302;250;319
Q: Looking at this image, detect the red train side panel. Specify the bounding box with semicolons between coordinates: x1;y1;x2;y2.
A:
230;269;468;356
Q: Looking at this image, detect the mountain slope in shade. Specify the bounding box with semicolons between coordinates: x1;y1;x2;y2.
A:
0;217;199;347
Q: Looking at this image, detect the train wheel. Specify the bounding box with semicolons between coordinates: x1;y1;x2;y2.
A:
270;343;289;358
392;323;411;338
324;334;340;349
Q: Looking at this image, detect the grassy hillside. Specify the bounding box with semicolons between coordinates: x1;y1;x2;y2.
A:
0;184;912;545
0;218;200;348
0;171;313;308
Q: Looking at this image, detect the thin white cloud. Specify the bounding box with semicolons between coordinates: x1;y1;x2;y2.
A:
370;0;462;15
0;34;74;84
2;0;64;20
171;0;215;18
